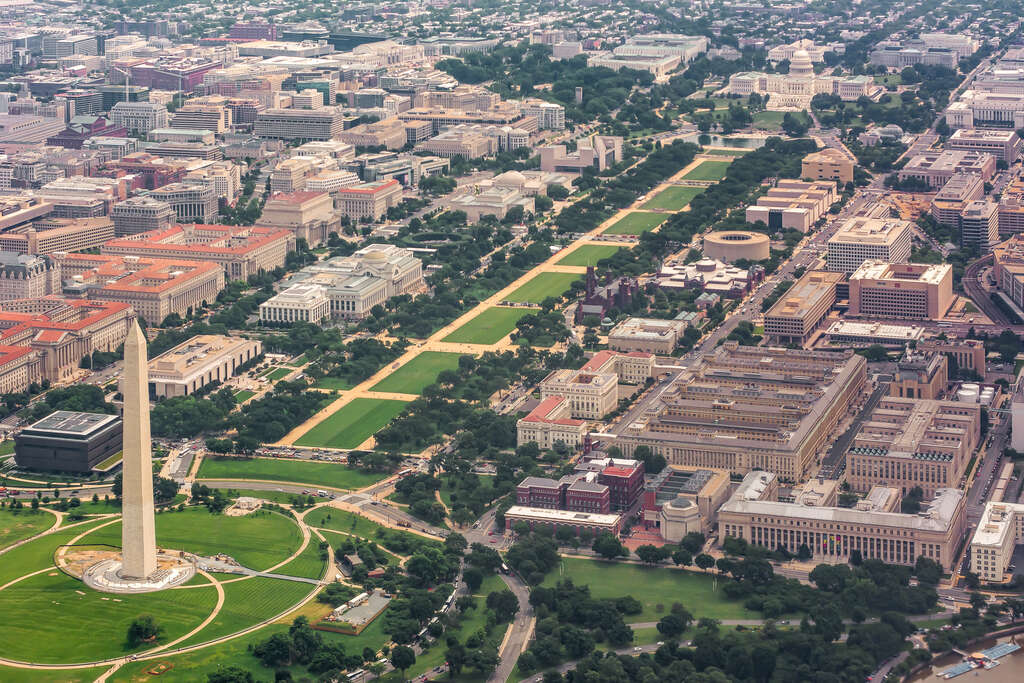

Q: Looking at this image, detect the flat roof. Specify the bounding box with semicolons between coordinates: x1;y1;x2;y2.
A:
26;410;119;436
505;505;620;525
765;270;843;320
829;217;912;246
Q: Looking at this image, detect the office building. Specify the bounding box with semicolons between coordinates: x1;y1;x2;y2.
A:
960;200;1000;252
101;224;294;280
521;100;566;130
898;150;996;189
110;102;169;135
764;270;843;344
14;410;121;473
718;471;966;569
825;217;912;273
931;174;985;227
0;253;60;301
57;253;225;325
919;337;987;380
890;349;949;401
946;128;1022;163
848;261;954;320
587;52;681;77
336;118;408;150
503;505;622;537
149;183;219;224
42;34;98;59
998;176;1024;237
254;108;345;141
447;187;534;222
969;502;1024;582
612;343;867;481
847;397;979;498
539;135;622;173
539;350;654;419
516;396;587;450
640;466;731;538
802;148;854;184
745;180;837;233
608;317;689;354
335;179;402;221
993;233;1024;311
257;191;340;247
516;472;611;514
823;321;926;347
148;334;262;398
183;161;242;205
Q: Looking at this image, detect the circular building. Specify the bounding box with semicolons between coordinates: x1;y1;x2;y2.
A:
703;231;770;263
659;496;703;543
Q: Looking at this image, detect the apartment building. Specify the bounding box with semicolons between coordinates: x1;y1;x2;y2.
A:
802;148;854;184
848;261;954;320
764;270;843;345
57;253;225;325
931;173;985;227
614;344;867;481
101;224;294;281
970;502;1024;582
149;182;219;224
745;179;836;233
960;200;1000;252
110;102;169;135
258;283;330;324
898;150;996;189
148;334;262;398
719;471;966;569
110;196;176;237
254;108;345;141
847;397;979;498
335;179;402;221
516;396;587;449
825;217;912;273
946;128;1022;162
0;252;60;301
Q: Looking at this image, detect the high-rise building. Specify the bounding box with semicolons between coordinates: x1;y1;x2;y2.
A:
149;183;219;224
826;217;913;273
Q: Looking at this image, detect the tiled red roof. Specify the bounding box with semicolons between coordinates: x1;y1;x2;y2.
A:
0;344;34;366
521;396;584;426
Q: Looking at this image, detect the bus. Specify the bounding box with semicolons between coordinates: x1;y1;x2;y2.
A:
347;670;365;681
500;562;510;575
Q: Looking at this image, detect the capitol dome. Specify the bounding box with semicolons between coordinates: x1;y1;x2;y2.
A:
790;48;814;77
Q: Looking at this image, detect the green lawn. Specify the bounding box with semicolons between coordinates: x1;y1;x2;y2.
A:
603;211;666;235
94;450;123;470
0;440;14;455
504;272;582;304
265;367;293;382
641;186;705;211
703;148;750;156
0;518;110;587
557;244;624;267
753;110;811;130
274;538;327;580
295;398;409;449
545;558;762;623
198;456;386;491
222;488;331;505
172;577;315;648
78;507;302;572
233;389;255;402
314;376;353;390
0;508;55;550
371;352;464;395
682;160;732;181
0;571;217;663
0;665;109;682
442;307;532;344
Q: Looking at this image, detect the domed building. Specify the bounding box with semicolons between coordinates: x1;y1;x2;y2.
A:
723;51;882;110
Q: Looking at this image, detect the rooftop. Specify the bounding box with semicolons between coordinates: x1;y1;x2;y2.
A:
25;410;119;436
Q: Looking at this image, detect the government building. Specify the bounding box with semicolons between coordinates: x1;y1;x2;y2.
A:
724;49;880;110
148;334;262;398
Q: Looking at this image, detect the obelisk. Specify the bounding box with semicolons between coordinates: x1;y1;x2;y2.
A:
121;320;157;579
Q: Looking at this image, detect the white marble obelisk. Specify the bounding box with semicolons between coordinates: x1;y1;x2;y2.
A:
120;320;157;579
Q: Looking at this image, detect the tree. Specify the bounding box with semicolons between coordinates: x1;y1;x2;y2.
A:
592;532;627;559
679;532;705;554
463;566;484;592
486;589;520;623
914;555;942;585
446;642;468;677
206;667;255;683
390;644;416;679
657;609;691;638
126;615;163;647
694;553;715;572
636;544;669;564
672;549;692;567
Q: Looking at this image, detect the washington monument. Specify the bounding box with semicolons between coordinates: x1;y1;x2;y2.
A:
121;320;157;579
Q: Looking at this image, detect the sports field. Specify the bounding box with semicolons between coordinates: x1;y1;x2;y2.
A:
504;272;581;304
603;211;665;235
295;398;409;449
682;160;732;181
443;307;532;344
641;186;704;211
197;456;386;491
544;557;762;623
556;244;624;267
371;351;463;394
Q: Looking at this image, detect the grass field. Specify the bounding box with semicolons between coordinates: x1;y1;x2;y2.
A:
172;577;315;648
443;307;532;344
0;665;108;682
0;518;109;586
0;571;217;663
641;186;704;211
198;456;386;491
313;376;353;390
371;351;463;395
233;389;255;402
265;367;293;382
223;488;330;505
682;160;732;181
556;244;624;267
94;450;123;470
295;398;409;449
0;508;54;549
603;211;666;235
753;110;811;130
504;272;582;304
0;440;14;455
274;538;327;580
544;557;762;623
79;507;302;572
704;148;750;156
